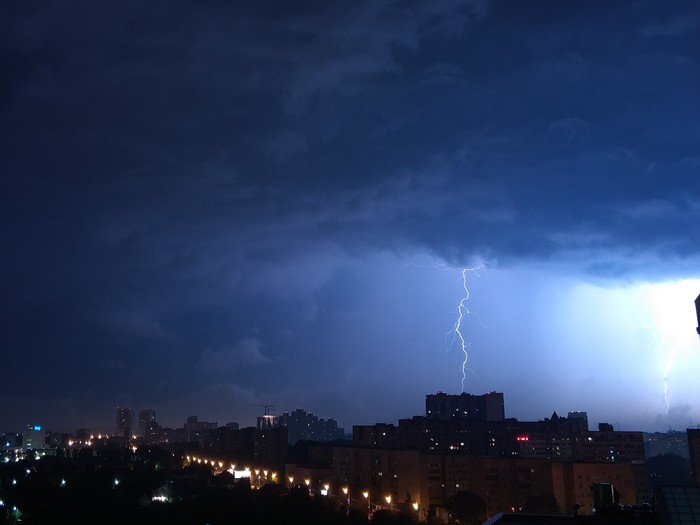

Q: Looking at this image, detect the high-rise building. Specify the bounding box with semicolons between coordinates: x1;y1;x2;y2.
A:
425;391;505;422
278;408;344;444
138;408;156;438
116;407;133;440
184;415;218;442
687;428;700;485
23;425;45;450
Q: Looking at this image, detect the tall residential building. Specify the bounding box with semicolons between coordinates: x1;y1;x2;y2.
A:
425;391;505;422
687;428;700;486
184;415;218;442
644;430;689;458
138;408;156;438
278;408;344;444
116;407;133;440
23;425;45;450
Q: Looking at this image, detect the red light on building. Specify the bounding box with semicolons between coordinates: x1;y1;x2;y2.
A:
516;435;529;442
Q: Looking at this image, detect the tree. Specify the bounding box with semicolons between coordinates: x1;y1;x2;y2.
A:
445;491;486;525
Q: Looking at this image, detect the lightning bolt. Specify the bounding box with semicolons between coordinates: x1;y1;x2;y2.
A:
441;265;484;393
660;331;681;415
637;281;699;417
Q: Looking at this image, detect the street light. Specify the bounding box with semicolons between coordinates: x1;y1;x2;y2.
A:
288;475;294;487
342;486;349;510
363;491;370;516
385;495;392;511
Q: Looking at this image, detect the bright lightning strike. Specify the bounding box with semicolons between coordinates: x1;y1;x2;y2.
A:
441;265;484;393
641;280;700;415
654;326;680;414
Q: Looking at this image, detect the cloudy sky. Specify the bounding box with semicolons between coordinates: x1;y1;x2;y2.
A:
2;0;698;434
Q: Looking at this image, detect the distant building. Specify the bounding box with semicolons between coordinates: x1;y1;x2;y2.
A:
116;407;133;440
75;428;91;442
567;411;589;428
687;428;700;486
644;430;689;458
334;393;648;517
302;444;639;519
3;433;23;450
138;409;156;438
257;414;279;430
184;415;217;442
425;391;505;422
277;408;344;444
23;425;45;450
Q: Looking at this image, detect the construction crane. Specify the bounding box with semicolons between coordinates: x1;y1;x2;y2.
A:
250;404;276;416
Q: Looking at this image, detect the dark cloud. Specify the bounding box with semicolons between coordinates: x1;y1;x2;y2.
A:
1;0;698;432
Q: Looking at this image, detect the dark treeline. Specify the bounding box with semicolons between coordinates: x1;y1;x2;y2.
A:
0;447;423;525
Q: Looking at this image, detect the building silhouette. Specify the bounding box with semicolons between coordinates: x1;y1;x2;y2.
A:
138;408;156;439
644;430;689;458
426;391;505;421
276;408;344;444
115;407;132;440
687;428;700;486
23;425;45;450
291;392;647;519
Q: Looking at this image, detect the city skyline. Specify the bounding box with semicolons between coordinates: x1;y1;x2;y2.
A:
1;1;698;434
2;387;696;437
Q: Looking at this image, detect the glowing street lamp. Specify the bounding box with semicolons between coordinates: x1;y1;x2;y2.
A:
288;475;294;486
363;491;370;515
385;495;392;510
323;483;330;497
342;486;350;511
412;502;419;512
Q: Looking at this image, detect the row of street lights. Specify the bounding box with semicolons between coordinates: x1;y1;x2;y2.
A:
185;455;278;487
183;457;420;517
287;476;419;516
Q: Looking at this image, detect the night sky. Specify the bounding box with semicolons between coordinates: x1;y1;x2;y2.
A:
2;0;698;434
